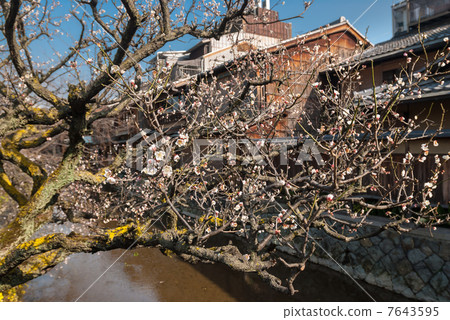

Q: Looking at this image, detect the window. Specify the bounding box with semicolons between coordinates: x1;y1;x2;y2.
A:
382;69;401;84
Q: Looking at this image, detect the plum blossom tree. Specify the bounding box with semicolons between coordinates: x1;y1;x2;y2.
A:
0;0;257;299
101;42;450;295
0;0;449;300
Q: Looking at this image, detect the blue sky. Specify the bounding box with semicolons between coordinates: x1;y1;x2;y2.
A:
34;0;399;76
278;0;396;44
164;0;398;52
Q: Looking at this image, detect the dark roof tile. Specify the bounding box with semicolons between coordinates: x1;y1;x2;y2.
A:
361;23;450;60
355;74;450;103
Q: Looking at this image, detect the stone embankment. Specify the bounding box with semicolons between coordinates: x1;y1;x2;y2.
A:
308;215;450;301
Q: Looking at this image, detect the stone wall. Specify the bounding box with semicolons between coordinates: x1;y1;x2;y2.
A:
308;216;450;301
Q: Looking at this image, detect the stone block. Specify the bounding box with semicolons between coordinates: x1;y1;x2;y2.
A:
401;236;414;251
439;244;450;261
370;236;382;245
360;238;372;248
414;237;423;248
367;246;384;262
380;255;397;276
345;252;358;266
387;231;399;241
390;247;406;263
414;261;433;283
379;231;389;239
336;252;346;264
353;264;366;279
437;294;450;302
372;261;385;277
379;238;395;254
396;259;413;275
392;236;401;246
346;241;360;252
375;272;393;290
423;239;441;254
443;261;450;277
407;248;427;265
442;288;450;301
343;265;354;274
392;275;407;293
404;271;425;293
401;287;415;299
331;242;345;256
420;244;434;257
365;272;376;285
361;256;374;273
355;246;368;258
416;284;438;302
424;254;445;274
430;272;449;293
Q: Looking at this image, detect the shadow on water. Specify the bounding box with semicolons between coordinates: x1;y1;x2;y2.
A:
23;247;411;302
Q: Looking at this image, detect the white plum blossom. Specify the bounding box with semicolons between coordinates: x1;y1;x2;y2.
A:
162;165;173;177
110;65;120;73
435;155;441;164
142;166;157;175
424;182;433;188
155;150;166;161
176;131;189;147
326;194;334;202
103;169;112;178
106;177;116;184
176;138;187;147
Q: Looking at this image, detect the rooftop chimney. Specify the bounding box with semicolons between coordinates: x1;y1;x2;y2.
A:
257;0;270;9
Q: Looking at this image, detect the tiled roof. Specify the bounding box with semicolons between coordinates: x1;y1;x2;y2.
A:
355;73;450;103
360;22;450;61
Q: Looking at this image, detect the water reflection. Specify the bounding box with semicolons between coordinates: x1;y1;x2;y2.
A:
23;247;410;302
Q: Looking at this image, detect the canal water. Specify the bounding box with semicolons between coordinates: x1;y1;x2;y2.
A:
23;247;411;302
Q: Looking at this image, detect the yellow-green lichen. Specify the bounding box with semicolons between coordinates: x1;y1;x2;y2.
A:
105;225;131;243
18;250;61;276
17;234;55;251
163;249;174;257
199;215;223;226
